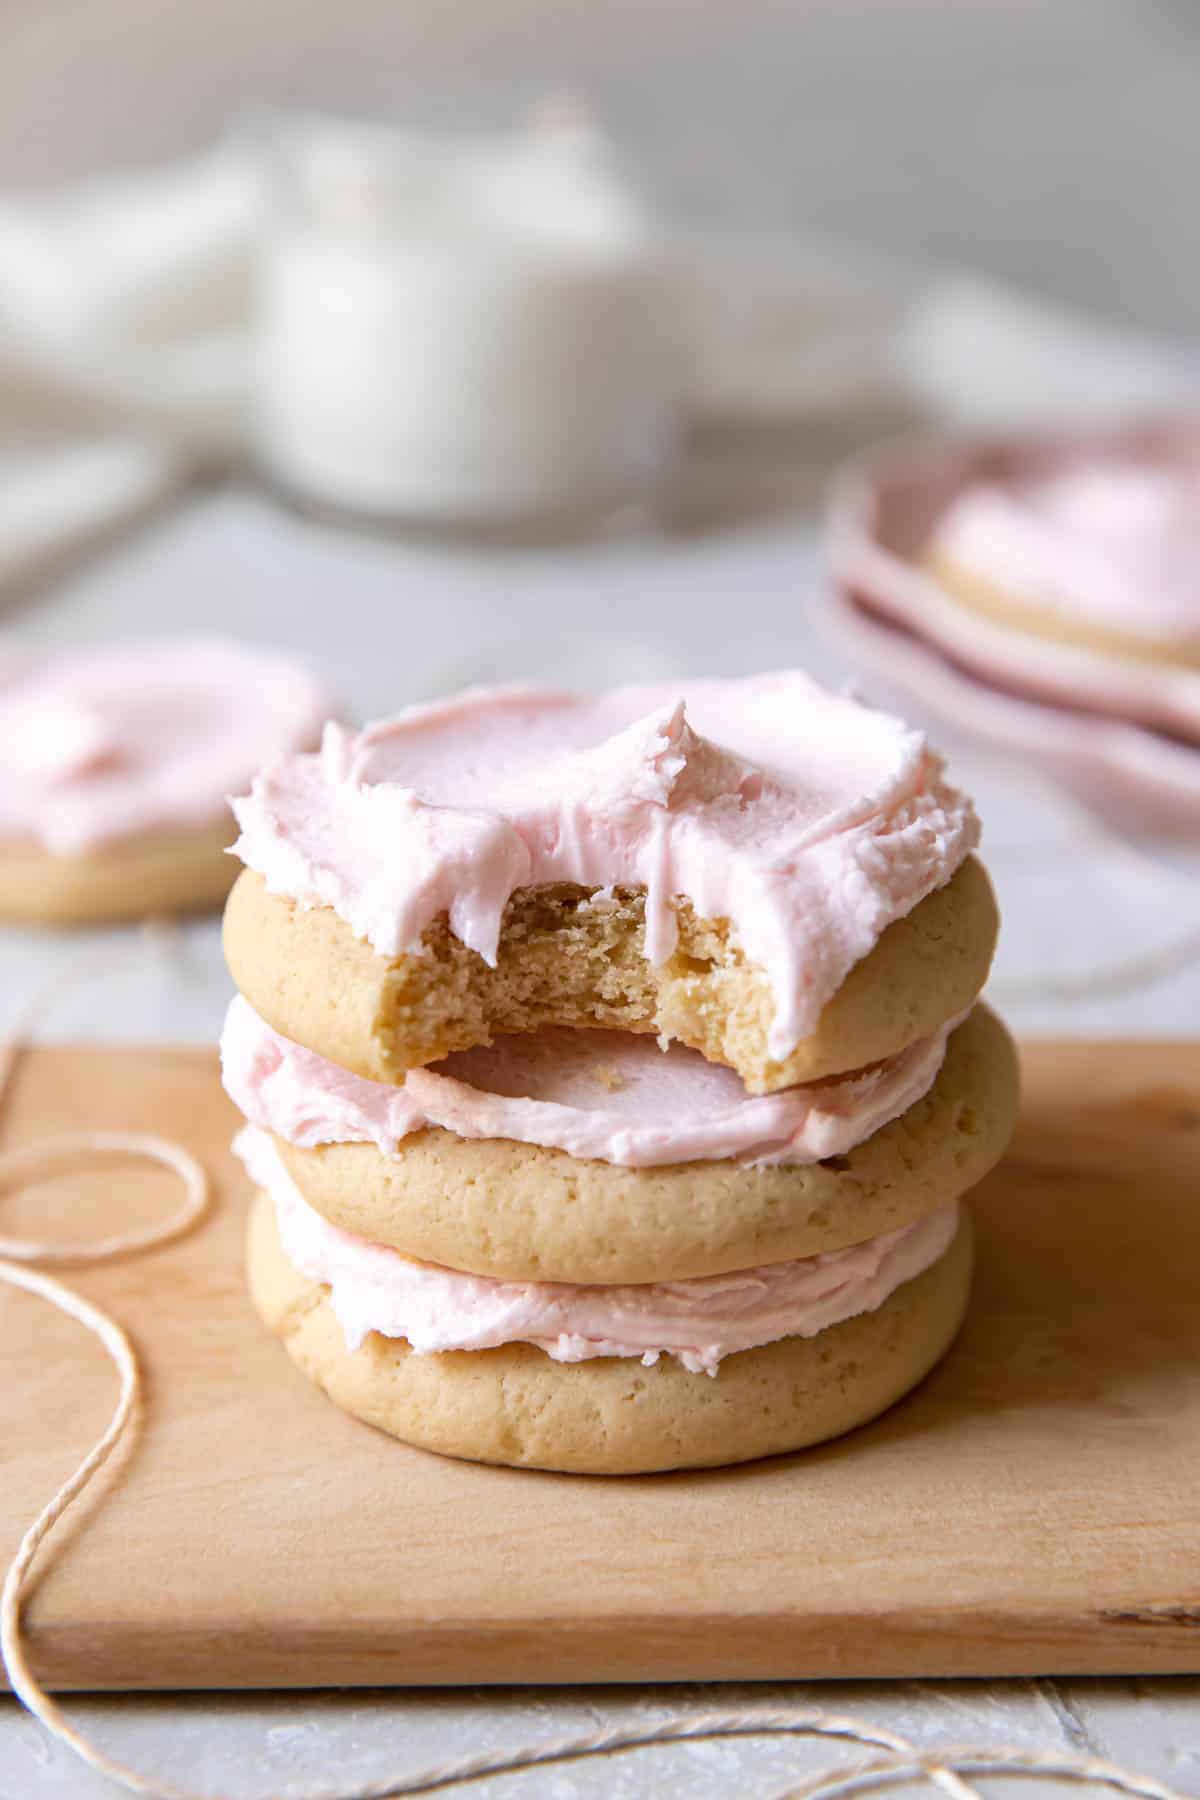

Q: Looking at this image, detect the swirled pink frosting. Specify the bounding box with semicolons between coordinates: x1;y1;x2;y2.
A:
931;462;1200;648
231;675;977;1060
222;993;956;1169
238;1125;959;1374
0;638;332;854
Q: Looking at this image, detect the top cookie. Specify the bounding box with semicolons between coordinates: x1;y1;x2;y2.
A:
228;675;989;1091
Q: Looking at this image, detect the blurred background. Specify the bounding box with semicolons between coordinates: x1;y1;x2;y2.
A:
1;0;1199;1045
4;0;1200;332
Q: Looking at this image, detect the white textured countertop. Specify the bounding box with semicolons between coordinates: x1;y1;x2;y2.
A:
1;489;1198;1798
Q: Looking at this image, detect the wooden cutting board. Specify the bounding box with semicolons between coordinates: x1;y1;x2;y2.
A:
1;1040;1198;1692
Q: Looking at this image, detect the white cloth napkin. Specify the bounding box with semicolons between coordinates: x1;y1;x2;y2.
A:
0;151;255;599
0;137;1195;600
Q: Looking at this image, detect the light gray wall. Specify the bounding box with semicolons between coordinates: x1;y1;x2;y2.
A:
1;0;1198;334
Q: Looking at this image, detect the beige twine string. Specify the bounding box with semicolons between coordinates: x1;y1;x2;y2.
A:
0;945;1191;1800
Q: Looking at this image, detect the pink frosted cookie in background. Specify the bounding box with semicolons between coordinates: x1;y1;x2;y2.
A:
0;638;332;925
927;459;1200;668
826;424;1200;830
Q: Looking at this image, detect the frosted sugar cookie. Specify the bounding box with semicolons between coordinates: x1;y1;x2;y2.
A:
244;1146;974;1475
226;676;993;1092
0;638;331;924
228;670;1013;1474
927;461;1200;669
224;996;1016;1283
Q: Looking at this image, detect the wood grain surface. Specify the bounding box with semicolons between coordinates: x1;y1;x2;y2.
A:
1;1040;1197;1692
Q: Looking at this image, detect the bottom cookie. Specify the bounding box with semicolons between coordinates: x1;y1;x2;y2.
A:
246;1191;974;1474
0;819;238;925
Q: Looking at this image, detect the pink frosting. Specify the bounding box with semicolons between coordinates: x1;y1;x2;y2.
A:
237;1125;959;1374
0;638;333;854
931;462;1200;648
222;993;956;1169
830;582;1200;835
231;675;977;1060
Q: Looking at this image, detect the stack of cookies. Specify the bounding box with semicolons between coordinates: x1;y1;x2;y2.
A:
221;674;1017;1474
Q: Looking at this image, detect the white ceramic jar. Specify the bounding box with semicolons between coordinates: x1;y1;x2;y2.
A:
255;122;685;530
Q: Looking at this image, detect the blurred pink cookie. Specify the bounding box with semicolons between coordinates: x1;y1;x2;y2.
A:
827;423;1200;832
928;458;1200;668
830;424;1200;741
0;637;332;924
